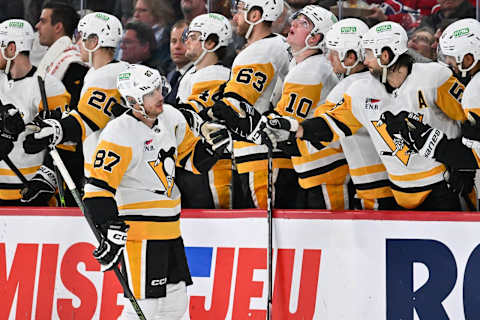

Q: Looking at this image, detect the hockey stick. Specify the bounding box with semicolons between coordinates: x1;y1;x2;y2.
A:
1;154;28;185
49;149;147;320
266;145;273;320
37;75;67;207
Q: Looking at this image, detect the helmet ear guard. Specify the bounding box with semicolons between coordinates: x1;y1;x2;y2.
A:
439;18;480;78
325;18;369;75
235;0;284;39
77;12;123;65
186;13;233;65
362;21;408;82
0;19;35;74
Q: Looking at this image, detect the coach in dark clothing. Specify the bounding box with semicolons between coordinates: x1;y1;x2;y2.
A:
420;0;475;31
120;21;167;75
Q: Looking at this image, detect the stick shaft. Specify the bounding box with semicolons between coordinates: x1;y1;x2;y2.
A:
49;149;147;320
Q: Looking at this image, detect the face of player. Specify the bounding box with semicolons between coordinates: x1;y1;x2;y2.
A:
142;87;164;116
0;43;17;70
36;9;57;47
184;31;202;61
363;48;383;78
327;49;346;74
76;33;95;62
232;1;249;37
287;14;313;51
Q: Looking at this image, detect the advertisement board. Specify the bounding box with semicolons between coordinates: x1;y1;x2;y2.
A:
1;208;479;319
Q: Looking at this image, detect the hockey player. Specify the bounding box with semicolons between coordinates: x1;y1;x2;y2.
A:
321;18;397;210
266;21;467;211
271;5;344;209
85;64;229;319
176;13;234;209
205;0;291;209
0;19;70;205
23;12;128;186
402;19;480;170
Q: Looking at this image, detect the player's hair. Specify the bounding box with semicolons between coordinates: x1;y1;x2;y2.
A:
42;1;80;38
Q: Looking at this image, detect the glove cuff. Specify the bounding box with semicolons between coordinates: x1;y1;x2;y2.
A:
419;129;444;159
43;119;63;147
35;165;57;190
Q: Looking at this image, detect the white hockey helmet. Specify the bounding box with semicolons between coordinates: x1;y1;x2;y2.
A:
438;18;480;77
186;13;233;65
233;0;283;39
117;64;171;117
77;12;123;49
188;13;233;48
362;21;408;82
290;5;338;54
0;19;34;74
326;18;369;74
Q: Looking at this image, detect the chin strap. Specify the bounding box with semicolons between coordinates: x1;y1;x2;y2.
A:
244;9;264;40
1;47;18;75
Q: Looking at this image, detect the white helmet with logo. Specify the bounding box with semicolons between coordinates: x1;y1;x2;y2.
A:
326;18;369;75
187;13;232;65
290;5;338;55
0;19;35;74
362;21;408;82
439;18;480;77
117;64;171;118
77;12;122;64
233;0;283;39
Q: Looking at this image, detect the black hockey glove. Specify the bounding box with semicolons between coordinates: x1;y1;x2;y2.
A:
404;115;444;159
378;111;416;151
200;121;232;154
23;118;63;154
0;103;25;141
93;221;129;272
20;165;57;203
179;107;204;136
461;112;480;150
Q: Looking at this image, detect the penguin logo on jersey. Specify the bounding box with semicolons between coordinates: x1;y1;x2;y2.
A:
372;113;424;166
147;147;176;197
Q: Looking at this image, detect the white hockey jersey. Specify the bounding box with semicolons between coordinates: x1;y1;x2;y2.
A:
177;64;230;112
320;63;465;208
275;54;344;187
67;61;128;173
224;34;290;173
323;71;393;200
0;69;70;200
84;105;202;240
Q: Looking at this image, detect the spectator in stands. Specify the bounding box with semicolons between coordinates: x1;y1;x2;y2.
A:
133;0;174;71
288;0;318;10
120;21;167;74
181;0;207;22
367;0;437;31
420;0;475;31
407;26;435;60
164;20;193;105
